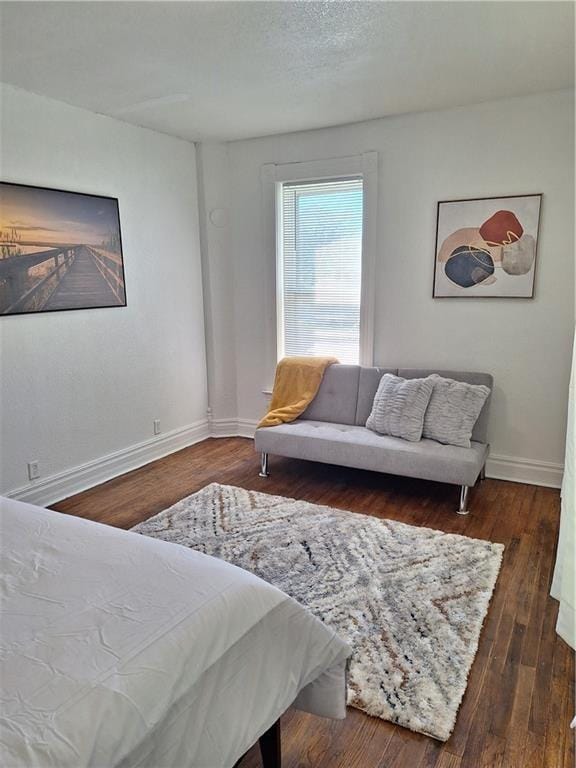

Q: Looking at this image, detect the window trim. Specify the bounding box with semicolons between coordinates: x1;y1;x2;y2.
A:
261;153;377;378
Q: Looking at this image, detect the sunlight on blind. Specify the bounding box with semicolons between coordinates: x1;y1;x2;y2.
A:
279;177;363;364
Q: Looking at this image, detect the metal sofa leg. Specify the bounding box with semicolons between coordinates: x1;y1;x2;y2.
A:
259;452;270;478
457;485;470;515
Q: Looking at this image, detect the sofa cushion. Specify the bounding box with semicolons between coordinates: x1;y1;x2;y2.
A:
255;420;488;486
301;364;360;426
423;374;491;448
398;369;493;443
366;374;434;442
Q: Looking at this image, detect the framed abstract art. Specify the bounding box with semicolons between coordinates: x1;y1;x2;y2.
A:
433;194;542;298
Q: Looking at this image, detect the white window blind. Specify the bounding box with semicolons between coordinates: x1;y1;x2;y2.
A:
278;177;363;364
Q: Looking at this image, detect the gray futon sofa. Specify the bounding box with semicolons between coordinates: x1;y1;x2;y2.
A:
254;365;493;514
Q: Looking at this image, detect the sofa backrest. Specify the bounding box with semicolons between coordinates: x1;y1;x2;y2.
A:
301;364;493;443
354;366;398;427
354;367;399;425
302;365;361;425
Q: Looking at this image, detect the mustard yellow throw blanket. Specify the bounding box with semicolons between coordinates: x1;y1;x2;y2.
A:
258;356;338;428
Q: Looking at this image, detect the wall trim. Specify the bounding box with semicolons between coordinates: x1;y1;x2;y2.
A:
7;420;211;507
237;418;259;438
210;417;243;438
210;417;257;439
485;453;563;489
6;420;562;509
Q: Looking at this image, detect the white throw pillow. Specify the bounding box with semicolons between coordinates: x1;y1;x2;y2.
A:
366;374;435;442
423;374;491;448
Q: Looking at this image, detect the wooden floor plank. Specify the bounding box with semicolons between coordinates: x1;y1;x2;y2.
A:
502;663;536;767
529;598;561;736
378;726;430;768
522;729;546;768
434;752;461;768
51;437;574;768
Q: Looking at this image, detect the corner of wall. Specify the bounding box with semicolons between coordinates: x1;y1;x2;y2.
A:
196;142;239;428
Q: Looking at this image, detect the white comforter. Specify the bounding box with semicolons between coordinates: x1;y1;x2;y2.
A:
0;497;350;768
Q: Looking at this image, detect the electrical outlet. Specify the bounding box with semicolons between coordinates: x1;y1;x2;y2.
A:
27;461;40;480
153;419;161;435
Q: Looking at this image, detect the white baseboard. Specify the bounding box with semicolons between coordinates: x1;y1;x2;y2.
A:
7;420;211;507
485;453;563;488
209;417;242;438
210;417;257;439
6;418;562;509
237;418;259;438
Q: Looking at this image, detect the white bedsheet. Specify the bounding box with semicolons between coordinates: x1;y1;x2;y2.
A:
0;497;350;768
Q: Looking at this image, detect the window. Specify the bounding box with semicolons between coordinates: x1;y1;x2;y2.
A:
261;152;376;377
277;177;364;364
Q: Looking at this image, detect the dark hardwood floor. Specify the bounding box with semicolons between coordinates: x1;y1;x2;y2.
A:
52;437;575;768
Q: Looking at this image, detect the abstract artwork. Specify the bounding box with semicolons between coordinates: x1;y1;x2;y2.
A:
0;182;126;316
433;194;542;298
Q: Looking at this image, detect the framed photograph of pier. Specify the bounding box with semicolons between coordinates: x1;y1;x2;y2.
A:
0;181;126;316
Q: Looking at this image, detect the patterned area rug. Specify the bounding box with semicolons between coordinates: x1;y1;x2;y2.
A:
132;483;503;741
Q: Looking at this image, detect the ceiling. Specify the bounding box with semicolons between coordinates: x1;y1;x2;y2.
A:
1;1;574;143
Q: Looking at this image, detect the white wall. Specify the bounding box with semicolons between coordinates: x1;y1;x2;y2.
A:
0;84;208;500
202;90;575;485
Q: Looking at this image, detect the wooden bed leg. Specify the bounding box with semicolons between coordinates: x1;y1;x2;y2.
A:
232;717;281;768
259;718;281;768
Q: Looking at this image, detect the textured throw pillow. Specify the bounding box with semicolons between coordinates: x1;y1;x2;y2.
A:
423;374;491;448
366;374;434;442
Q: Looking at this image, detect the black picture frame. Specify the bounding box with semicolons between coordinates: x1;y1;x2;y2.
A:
433;193;542;299
0;181;127;316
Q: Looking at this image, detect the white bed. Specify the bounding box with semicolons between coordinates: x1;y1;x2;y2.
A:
0;497;350;768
